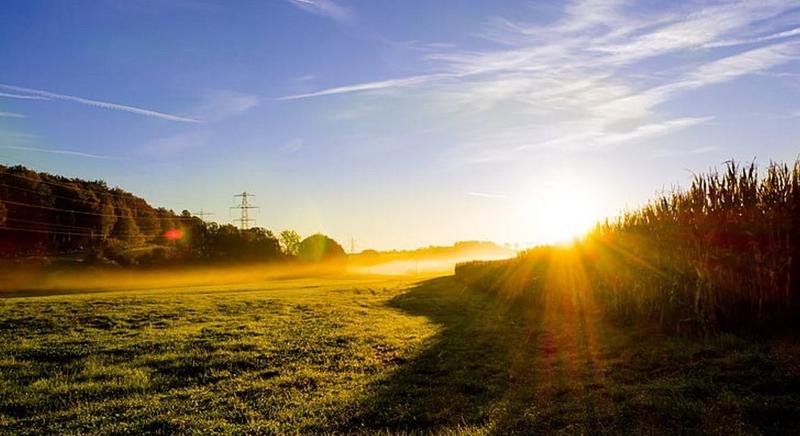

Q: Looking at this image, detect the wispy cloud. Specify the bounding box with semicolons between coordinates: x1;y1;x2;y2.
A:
291;74;318;83
137;131;209;156
653;145;720;158
705;26;800;49
467;191;507;199
287;0;354;24
281;138;305;153
599;42;798;119
589;1;794;63
0;84;199;123
277;74;452;100
454;116;714;165
592;117;715;148
0;144;116;160
279;2;799;105
192;90;258;122
278;0;799;163
0;112;26;118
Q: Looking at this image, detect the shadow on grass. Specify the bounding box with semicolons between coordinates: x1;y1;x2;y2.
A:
340;276;800;435
341;276;558;433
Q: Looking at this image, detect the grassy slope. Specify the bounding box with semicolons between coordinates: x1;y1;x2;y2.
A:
1;275;799;434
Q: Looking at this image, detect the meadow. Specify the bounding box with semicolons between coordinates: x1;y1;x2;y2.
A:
2;273;799;434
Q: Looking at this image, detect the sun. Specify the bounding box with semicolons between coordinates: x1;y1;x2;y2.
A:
515;178;602;246
539;191;598;243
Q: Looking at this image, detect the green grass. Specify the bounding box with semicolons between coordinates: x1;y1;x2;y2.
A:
1;275;799;434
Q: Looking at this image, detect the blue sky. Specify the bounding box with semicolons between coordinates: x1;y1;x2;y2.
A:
1;0;799;249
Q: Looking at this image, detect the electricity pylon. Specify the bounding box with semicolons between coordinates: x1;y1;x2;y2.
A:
230;192;259;230
193;209;214;221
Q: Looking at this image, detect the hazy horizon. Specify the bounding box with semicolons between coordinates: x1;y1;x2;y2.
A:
2;0;799;250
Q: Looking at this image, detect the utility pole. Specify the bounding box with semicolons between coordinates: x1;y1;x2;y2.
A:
193;209;214;221
230;192;259;230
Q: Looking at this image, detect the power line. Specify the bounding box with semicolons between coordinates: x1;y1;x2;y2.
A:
6;217;98;232
0;199;196;221
0;226;101;237
230;192;259;230
1;215;163;237
0;182;195;220
0;182;101;204
1;181;171;216
0;167;213;222
0;225;143;238
0;167;204;217
0;168;141;202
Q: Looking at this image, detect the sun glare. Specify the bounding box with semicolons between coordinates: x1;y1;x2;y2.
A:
518;178;601;245
540;194;597;244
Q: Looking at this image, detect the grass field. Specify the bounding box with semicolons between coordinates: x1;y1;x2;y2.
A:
2;273;800;434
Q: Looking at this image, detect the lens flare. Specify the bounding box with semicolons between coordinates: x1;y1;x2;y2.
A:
164;229;183;241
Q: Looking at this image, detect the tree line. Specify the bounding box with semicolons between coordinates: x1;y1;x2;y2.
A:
0;165;345;266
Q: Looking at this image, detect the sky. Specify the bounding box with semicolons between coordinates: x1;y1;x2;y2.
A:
1;0;799;250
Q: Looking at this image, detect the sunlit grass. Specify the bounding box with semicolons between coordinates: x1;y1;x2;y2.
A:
2;275;799;433
0;276;437;433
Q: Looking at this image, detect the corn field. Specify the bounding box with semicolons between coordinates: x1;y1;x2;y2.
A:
456;160;800;333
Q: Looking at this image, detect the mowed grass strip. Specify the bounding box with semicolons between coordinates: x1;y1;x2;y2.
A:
1;275;799;434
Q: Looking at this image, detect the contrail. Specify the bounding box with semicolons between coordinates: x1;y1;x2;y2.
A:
0;144;118;160
0;84;200;123
0;112;26;118
0;92;50;100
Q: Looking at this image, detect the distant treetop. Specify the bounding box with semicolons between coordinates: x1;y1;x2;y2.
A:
297;233;346;262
